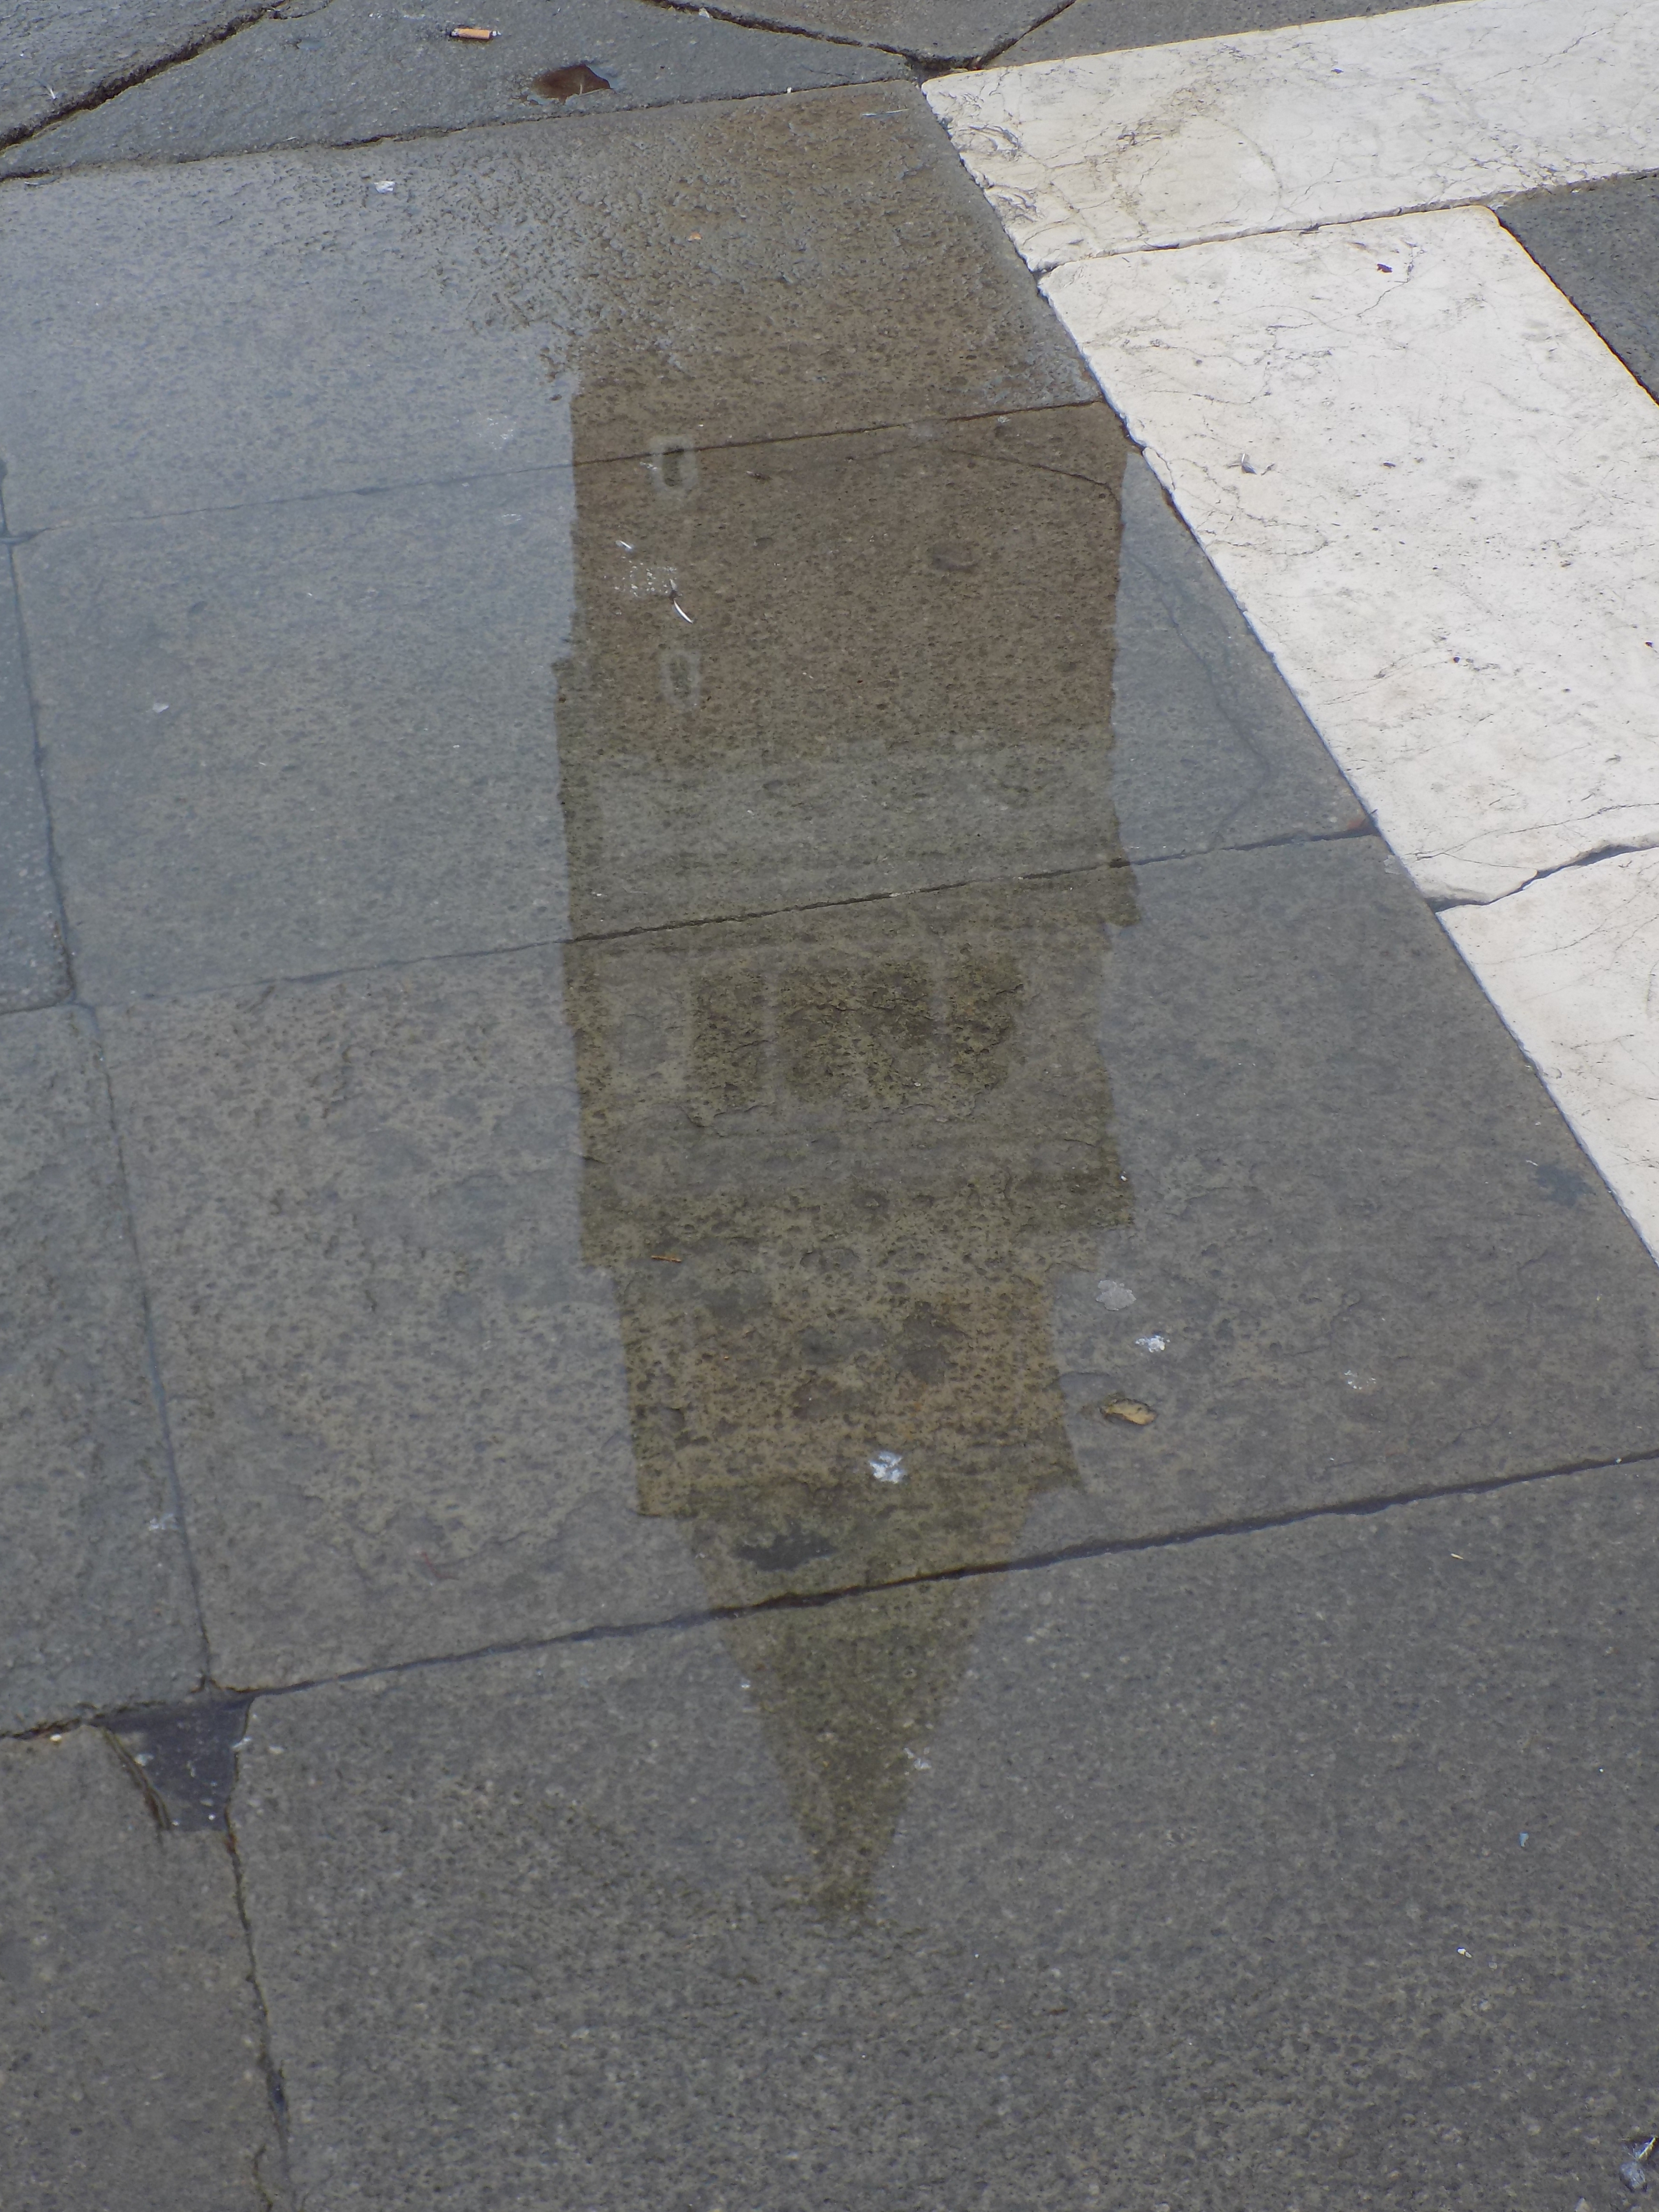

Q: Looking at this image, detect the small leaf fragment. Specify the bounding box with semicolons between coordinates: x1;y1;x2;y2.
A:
1101;1395;1155;1427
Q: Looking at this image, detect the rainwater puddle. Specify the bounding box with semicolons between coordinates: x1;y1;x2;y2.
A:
558;401;1135;1901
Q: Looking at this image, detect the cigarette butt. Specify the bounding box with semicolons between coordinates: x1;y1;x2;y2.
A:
449;24;498;37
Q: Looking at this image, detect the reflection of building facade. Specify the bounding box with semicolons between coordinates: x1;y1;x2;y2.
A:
560;409;1133;1905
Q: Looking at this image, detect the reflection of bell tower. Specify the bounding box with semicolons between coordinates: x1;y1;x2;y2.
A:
560;405;1134;1906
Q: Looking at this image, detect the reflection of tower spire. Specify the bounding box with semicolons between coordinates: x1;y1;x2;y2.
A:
560;406;1133;1905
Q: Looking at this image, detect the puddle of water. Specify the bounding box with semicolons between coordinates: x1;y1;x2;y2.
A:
558;399;1135;1901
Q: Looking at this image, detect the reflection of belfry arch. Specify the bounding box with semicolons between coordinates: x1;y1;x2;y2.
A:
560;404;1135;1906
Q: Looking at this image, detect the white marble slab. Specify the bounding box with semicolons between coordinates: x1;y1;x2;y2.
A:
1444;851;1659;1259
927;0;1659;270
1041;206;1659;905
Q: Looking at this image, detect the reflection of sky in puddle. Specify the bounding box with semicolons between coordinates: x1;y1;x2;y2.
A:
560;405;1134;1904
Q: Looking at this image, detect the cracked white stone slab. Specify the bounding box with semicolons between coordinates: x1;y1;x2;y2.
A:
1040;206;1659;905
926;0;1659;270
1444;851;1659;1258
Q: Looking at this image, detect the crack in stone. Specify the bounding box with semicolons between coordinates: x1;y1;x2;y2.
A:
9;1435;1654;1738
224;1788;298;2205
0;2;287;156
0;818;1378;1030
1431;833;1659;913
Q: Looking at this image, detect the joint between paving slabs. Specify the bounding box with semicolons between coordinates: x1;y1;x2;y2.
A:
86;1001;217;1686
11;1434;1656;1750
0;828;1386;1035
627;0;980;70
0;826;1385;1041
0;402;1127;541
0;464;74;1011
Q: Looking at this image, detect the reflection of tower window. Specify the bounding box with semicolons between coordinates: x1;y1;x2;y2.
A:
647;434;699;495
659;647;700;713
559;406;1136;1906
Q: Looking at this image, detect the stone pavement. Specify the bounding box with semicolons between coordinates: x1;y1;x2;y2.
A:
1;0;1657;2206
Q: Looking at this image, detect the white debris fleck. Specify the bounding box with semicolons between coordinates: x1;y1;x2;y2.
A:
869;1450;907;1484
625;560;677;599
1095;1278;1135;1309
146;1513;177;1532
374;179;397;192
1134;1333;1167;1353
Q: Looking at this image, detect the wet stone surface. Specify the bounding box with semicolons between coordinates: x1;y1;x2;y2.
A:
4;30;1659;2209
77;356;1659;1683
234;1468;1659;2209
99;949;702;1688
0;89;1086;530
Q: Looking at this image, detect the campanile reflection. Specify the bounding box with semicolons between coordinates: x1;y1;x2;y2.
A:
561;406;1133;1905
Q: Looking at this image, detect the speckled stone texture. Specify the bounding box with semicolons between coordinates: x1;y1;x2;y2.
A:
233;1467;1659;2209
0;1727;286;2209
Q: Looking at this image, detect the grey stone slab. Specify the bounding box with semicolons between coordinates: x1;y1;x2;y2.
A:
1110;450;1361;857
0;166;573;531
0;88;1088;532
16;337;1339;1001
233;1464;1659;2207
0;538;68;1012
0;1726;287;2209
556;835;1659;1620
1033;835;1659;1550
19;472;577;1000
1500;173;1659;409
99;950;705;1689
0;0;273;150
109;830;1659;1687
1003;0;1457;62
0;0;905;178
0;1007;202;1734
